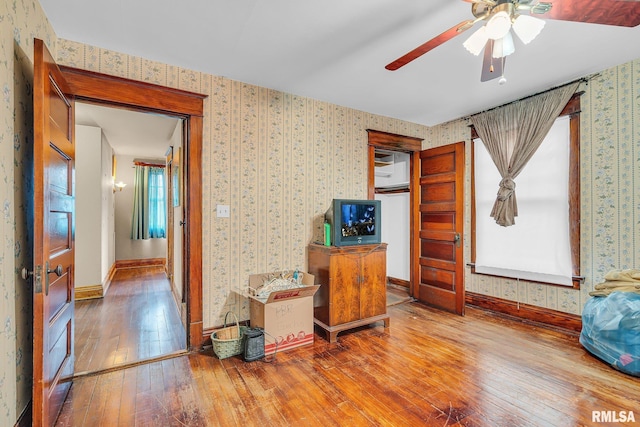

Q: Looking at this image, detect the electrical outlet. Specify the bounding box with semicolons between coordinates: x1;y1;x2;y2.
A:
216;204;230;218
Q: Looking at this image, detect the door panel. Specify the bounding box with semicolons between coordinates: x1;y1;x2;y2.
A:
422;212;455;231
417;142;465;314
331;255;360;324
33;38;75;427
420;266;455;291
359;248;387;319
421;239;455;261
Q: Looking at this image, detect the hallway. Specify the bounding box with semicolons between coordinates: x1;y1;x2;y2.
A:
74;266;186;374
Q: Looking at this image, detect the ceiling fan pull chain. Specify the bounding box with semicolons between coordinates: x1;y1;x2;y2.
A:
489;41;495;73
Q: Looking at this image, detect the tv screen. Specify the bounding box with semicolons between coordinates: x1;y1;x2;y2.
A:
340;203;376;236
325;199;381;246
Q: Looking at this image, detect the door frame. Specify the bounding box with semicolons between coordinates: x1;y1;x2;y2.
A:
60;66;207;350
367;130;422;297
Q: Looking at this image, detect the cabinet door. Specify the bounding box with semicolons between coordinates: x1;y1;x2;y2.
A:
330;254;362;325
360;249;387;319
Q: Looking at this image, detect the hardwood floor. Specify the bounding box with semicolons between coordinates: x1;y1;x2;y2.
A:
386;284;413;307
58;297;640;426
74;266;186;374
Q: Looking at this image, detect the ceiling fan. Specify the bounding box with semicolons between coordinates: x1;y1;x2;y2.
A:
385;0;640;83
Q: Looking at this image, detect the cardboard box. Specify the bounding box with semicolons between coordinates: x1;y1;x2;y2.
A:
248;271;319;355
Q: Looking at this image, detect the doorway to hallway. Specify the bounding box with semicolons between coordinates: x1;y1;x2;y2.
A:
74;266;186;374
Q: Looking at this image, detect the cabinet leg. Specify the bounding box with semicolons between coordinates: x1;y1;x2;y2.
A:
383;317;390;328
328;331;339;343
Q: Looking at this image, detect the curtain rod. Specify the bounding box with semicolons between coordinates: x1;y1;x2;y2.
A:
133;158;165;167
465;74;597;120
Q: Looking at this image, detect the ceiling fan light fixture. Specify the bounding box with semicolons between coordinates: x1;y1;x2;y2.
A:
463;26;489;56
485;11;512;40
492;32;515;58
512;14;546;44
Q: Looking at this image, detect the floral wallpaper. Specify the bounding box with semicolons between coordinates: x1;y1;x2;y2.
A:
2;0;57;424
1;0;639;423
430;64;640;316
54;39;430;329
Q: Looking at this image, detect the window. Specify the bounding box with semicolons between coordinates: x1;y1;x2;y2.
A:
131;165;167;240
472;96;581;288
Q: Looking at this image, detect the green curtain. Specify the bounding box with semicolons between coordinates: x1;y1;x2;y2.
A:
131;165;166;239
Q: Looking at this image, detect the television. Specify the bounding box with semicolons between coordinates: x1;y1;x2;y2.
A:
324;199;381;247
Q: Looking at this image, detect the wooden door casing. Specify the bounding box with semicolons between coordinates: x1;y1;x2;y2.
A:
58;66;205;350
33;38;75;427
367;130;423;299
417;142;465;315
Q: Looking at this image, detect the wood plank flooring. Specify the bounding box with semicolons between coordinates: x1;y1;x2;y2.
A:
74;266;186;374
58;297;640;426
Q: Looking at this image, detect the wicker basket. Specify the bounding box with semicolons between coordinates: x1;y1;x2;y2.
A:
211;312;246;359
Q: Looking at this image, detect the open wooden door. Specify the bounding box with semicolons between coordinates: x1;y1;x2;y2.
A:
416;142;465;314
165;147;175;281
32;38;75;426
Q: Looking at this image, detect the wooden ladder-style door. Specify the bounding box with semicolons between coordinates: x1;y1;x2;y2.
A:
32;38;76;427
417;142;465;315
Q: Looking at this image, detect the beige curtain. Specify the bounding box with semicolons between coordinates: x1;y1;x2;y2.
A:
470;81;580;227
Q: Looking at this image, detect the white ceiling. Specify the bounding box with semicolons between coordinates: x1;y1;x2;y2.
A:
75;103;180;158
42;0;640;127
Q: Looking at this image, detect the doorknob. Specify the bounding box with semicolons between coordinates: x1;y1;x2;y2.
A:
453;233;461;248
22;265;44;293
47;264;64;277
21;267;33;280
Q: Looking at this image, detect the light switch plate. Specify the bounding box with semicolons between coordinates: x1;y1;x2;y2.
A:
216;204;230;218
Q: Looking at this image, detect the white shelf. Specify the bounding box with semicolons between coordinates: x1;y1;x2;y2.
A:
374;149;409;189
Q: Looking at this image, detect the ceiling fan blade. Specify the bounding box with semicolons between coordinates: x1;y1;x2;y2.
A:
385;20;475;71
538;0;640;27
480;40;504;82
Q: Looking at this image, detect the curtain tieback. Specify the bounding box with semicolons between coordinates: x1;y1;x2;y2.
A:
496;177;516;201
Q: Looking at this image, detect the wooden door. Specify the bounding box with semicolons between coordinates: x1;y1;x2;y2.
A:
417;142;465;314
165;148;174;281
33;38;75;427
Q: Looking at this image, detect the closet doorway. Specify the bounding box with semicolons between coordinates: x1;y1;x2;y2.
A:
367;130;422;297
368;130;466;314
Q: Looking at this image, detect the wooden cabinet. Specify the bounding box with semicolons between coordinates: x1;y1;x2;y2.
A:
308;243;390;342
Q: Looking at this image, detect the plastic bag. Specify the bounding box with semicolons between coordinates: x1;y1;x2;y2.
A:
580;291;640;376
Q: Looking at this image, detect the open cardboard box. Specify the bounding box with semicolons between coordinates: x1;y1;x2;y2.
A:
248;271;319;355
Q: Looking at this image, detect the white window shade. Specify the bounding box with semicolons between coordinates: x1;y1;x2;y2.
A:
474;116;573;286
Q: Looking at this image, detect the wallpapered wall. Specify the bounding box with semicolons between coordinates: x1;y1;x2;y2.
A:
2;0;639;423
56;35;640;322
429;64;640;315
53;39;431;328
1;0;57;422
